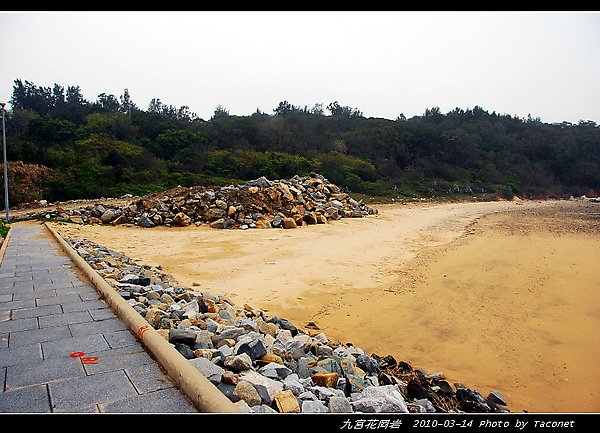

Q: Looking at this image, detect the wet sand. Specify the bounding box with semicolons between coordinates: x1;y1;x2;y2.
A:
48;198;600;413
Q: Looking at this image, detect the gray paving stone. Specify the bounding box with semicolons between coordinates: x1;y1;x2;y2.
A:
9;325;71;347
62;299;108;313
100;387;198;413
103;329;139;349
12;289;57;301
83;350;155;376
92;344;145;359
11;304;63;319
125;362;175;394
0;299;36;312
88;308;116;321
1;225;199;413
6;356;85;390
68;317;125;337
55;285;96;297
41;333;110;360
52;403;100;413
36;294;84;306
0;317;39;334
0;343;43;368
0;384;51;413
48;370;138;411
39;311;94;328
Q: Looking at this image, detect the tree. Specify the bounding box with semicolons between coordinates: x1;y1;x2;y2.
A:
327;101;363;118
273;100;302;116
211;105;230;120
96;93;120;112
66;85;87;106
119;89;138;114
310;103;324;115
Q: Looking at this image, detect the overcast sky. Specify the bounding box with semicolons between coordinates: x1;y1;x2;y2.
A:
1;11;599;124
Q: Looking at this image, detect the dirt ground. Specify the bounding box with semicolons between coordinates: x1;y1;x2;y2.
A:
46;198;600;413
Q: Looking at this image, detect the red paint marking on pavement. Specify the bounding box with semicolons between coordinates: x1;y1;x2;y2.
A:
69;351;99;364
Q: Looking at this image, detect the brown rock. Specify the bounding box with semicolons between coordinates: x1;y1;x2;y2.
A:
293;214;304;226
173;212;191;226
312;371;339;388
303;211;318;225
233;381;262;407
257;353;284;365
282;217;297;229
222;371;240;385
273;390;300;413
145;307;169;327
156;329;170;340
316;214;327;224
255;219;271;229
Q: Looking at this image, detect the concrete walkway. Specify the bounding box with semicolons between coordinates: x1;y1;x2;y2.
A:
0;224;199;413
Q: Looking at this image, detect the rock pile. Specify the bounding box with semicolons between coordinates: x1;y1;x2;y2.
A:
67;236;510;414
16;173;378;230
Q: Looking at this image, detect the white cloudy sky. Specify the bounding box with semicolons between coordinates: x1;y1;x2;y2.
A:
1;11;599;123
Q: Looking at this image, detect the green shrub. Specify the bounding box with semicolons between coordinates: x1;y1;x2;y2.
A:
0;221;10;238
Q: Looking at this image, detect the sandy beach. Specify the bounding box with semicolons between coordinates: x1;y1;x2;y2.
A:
48;198;600;413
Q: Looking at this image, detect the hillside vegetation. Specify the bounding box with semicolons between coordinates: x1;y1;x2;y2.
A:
3;79;599;207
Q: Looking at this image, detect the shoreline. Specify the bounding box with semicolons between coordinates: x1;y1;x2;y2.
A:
45;198;599;412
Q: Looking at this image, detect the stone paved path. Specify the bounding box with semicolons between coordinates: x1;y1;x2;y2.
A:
0;224;199;413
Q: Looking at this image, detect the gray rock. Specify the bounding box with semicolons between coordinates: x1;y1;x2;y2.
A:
119;274;139;284
205;318;220;333
239;370;283;403
189;357;224;385
328;396;353;413
415;398;436;413
224;353;253;372
297;357;311;379
301;400;328;413
310;385;345;400
236;339;267;361
209;218;226;229
283;375;305;396
251;404;277;413
174;343;195;359
234;400;253;413
297;390;318;401
100;209;116;223
169;328;197;346
317;357;343;375
139;214;155;228
277;317;297;332
234;318;259;332
259;362;292;380
347;374;372;393
271;216;284;228
91;205;106;218
217;383;240;403
219;326;247;341
218;309;233;321
285;340;307;360
357;354;379;375
487;390;507;406
350;385;409;413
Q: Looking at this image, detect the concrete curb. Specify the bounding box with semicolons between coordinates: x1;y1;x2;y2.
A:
0;225;11;265
44;222;240;414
